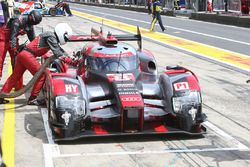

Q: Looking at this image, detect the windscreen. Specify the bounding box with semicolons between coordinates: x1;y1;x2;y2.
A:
86;55;138;72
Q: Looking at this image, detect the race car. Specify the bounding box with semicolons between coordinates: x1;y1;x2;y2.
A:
15;1;65;16
43;27;207;141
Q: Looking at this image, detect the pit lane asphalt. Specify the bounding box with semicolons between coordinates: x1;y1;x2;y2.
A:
62;1;250;56
0;11;249;167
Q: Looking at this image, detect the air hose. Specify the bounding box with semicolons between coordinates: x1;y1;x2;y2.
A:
0;55;57;98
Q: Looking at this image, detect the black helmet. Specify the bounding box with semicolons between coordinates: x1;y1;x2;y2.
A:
28;10;42;25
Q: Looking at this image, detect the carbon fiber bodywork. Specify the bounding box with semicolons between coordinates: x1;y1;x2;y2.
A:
44;28;207;141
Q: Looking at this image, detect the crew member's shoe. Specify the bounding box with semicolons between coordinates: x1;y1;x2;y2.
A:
27;96;46;106
68;14;73;17
0;98;9;104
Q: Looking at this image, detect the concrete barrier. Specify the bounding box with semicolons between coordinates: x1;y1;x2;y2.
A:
70;1;250;28
190;12;250;28
71;1;175;16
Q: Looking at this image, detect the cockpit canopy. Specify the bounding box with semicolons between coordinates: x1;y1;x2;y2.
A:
86;55;138;72
84;43;139;72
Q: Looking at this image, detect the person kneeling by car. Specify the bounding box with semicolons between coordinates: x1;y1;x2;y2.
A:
0;23;73;105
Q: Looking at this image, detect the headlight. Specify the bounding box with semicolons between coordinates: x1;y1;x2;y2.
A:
55;95;86;116
172;91;201;115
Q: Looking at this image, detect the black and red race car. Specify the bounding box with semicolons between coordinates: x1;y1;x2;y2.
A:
43;27;207;141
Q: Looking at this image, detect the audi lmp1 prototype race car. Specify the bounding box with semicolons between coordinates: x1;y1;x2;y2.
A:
43;27;207;141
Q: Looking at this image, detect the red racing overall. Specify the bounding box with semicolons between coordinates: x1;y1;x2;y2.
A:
1;31;65;103
0;16;36;89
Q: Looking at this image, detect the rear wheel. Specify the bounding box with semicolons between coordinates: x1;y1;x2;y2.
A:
49;8;57;16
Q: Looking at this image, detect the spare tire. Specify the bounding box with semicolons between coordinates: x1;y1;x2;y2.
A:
49;8;57;16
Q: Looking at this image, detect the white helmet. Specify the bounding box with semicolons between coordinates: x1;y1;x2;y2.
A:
54;23;73;45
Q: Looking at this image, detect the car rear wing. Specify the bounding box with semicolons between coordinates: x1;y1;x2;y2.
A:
68;26;142;50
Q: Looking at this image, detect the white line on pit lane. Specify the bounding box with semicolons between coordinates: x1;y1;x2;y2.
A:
53;146;249;158
43;144;60;167
70;6;250;46
40;106;248;164
41;108;55;144
41;108;60;167
203;121;249;150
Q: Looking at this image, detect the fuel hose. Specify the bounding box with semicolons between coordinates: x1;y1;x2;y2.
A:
0;55;57;98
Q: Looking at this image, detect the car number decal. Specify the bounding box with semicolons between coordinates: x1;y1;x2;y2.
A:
174;82;189;91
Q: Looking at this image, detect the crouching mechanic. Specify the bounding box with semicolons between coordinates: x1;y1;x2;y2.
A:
0;10;42;91
0;23;73;105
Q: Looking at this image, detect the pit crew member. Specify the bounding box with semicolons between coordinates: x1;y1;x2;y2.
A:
0;10;42;91
149;0;166;32
0;23;72;105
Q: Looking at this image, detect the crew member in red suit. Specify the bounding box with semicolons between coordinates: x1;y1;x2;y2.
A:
0;23;73;105
0;10;42;90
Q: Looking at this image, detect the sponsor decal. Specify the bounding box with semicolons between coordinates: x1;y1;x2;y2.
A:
118;91;139;95
93;51;133;58
118;88;137;91
121;96;142;102
119;94;144;107
107;73;135;82
65;84;78;93
61;111;71;126
116;83;135;87
173;82;189;91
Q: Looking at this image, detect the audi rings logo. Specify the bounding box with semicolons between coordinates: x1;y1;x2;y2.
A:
121;97;141;102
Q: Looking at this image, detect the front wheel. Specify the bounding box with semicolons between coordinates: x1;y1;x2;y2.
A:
49;8;57;16
177;113;194;132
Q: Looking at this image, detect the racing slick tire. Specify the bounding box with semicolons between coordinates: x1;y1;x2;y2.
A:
177;113;194;132
49;8;57;16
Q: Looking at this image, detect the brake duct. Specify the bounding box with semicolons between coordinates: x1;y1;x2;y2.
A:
0;55;57;98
